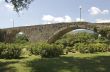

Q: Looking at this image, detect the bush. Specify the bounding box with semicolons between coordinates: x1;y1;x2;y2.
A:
0;43;22;59
28;42;46;55
74;43;109;53
40;44;63;58
28;42;64;58
65;46;76;53
0;42;64;58
74;43;90;53
0;43;6;57
94;43;108;52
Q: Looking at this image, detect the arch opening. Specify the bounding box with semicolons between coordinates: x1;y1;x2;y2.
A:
47;24;98;43
14;32;29;43
55;29;98;44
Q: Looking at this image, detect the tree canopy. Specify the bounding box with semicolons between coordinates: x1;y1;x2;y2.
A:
5;0;34;12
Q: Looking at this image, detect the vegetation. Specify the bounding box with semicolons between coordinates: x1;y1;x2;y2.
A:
5;0;34;12
0;42;64;58
0;52;110;72
98;27;110;40
0;43;22;59
0;31;109;59
15;32;29;43
29;42;64;57
55;32;110;54
74;43;109;53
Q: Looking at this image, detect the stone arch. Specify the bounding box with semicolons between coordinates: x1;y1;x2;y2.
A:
47;23;97;43
3;28;30;43
3;29;20;43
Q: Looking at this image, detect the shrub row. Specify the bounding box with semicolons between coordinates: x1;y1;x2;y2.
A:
29;42;64;58
0;42;64;58
0;43;22;59
74;43;109;53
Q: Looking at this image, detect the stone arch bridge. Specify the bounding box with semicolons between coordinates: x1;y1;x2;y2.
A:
1;22;110;43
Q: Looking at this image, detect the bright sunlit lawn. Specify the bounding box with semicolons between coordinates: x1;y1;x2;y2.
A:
0;52;110;72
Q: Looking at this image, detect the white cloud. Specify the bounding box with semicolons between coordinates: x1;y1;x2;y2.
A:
5;4;14;11
64;16;72;22
42;15;73;24
96;19;110;23
88;7;109;16
76;18;85;22
102;10;109;14
54;17;65;22
88;7;101;16
42;15;54;21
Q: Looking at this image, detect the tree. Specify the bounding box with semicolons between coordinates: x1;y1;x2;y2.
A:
5;0;34;12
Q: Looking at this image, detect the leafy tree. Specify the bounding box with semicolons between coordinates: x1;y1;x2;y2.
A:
5;0;34;12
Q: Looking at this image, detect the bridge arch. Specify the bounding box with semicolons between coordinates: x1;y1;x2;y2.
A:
3;29;31;43
47;22;97;43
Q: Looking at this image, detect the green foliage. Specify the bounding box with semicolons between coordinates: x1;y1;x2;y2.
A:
107;31;110;40
5;0;34;12
1;52;110;72
55;39;67;47
55;31;110;53
28;42;46;55
0;42;64;58
72;32;97;43
74;43;109;53
74;43;89;53
0;43;22;59
99;27;110;39
41;44;63;58
99;29;107;37
65;46;76;53
15;33;29;43
95;37;109;43
29;42;64;58
56;32;97;46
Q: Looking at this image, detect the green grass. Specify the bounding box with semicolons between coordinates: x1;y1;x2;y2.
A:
1;52;110;72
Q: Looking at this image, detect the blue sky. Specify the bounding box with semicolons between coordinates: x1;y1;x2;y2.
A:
0;0;110;28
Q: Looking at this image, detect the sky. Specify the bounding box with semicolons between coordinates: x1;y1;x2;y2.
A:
0;0;110;28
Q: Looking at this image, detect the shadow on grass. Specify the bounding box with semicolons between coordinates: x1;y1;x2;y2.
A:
27;56;110;72
0;61;18;72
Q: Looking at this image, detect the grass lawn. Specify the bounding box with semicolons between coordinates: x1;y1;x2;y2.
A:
0;52;110;72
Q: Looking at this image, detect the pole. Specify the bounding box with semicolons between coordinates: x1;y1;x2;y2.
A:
79;6;82;22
